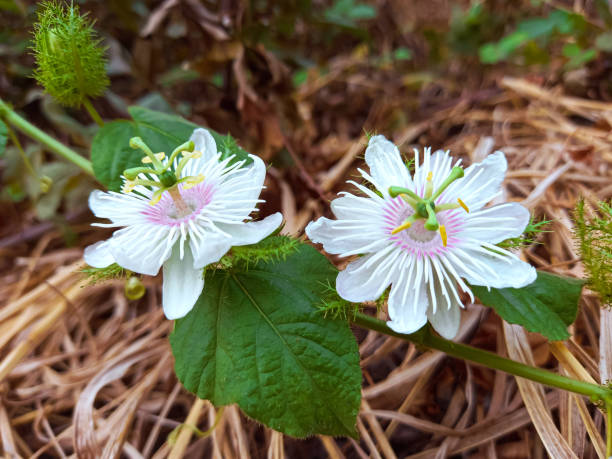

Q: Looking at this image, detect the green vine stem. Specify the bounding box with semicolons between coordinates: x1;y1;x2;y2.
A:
351;311;612;408
0;97;94;176
81;97;104;127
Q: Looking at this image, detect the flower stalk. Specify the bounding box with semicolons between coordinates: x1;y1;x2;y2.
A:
0;97;94;176
350;311;612;405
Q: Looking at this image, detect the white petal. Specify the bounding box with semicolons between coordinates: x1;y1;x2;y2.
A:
413;149;454;192
428;301;461;339
89;189;150;226
189;232;232;269
330;193;383;220
453;247;537;289
458;203;530;243
305;216;386;256
212;154;266;220
218;212;283;246
386;256;428;334
336;252;396;302
444;151;507;211
364;135;413;196
108;224;175;275
162;245;204;320
189;128;218;162
83;240;115;268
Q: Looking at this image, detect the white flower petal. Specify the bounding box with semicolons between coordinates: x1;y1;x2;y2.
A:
453;247;536;289
364;135;413;196
189;232;232;269
336;251;397;302
218;212;283;246
386;256;428;334
330;193;383;220
89;190;149;226
162;245;204;320
83;240;115;268
428;300;461;339
445;151;507;211
189;128;218;162
306;216;386;256
413;149;454;192
212;154;266;220
458;203;530;243
108;224;175;276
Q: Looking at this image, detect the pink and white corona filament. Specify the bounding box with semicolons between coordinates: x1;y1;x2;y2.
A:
306;135;536;339
84;128;282;320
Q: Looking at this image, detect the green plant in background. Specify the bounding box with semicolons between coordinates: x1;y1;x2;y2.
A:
32;1;108;125
479;8;592;67
575;199;612;306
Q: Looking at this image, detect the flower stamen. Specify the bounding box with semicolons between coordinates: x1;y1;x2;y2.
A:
425;171;434;198
142;152;166;164
179;174;205;190
457;198;469;213
439;225;447;247
391;214;418;234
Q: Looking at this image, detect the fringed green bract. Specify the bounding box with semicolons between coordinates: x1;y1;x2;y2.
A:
575;199;612;306
32;1;109;107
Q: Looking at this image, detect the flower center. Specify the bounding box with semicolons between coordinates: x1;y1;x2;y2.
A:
120;136;207;210
142;182;214;227
388;166;469;247
405;219;438;243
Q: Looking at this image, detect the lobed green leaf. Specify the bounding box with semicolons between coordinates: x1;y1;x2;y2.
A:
170;242;362;438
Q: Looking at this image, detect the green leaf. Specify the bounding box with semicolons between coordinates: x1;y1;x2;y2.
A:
0;119;7;157
170;242;362;438
90;106;250;191
471;271;584;341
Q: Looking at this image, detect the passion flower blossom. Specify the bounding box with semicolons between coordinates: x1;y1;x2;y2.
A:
84;128;282;319
306;135;536;339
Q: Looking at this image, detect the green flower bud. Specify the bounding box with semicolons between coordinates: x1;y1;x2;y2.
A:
32;1;109;107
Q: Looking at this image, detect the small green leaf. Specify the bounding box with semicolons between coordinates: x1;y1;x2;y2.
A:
471;271;584;341
170;242;362;438
0;119;7;157
91;106;250;191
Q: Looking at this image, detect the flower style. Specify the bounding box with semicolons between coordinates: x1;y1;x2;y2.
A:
84;128;282;319
306;135;536;339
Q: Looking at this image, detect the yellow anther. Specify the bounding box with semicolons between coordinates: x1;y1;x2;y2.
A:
142;152;166;164
427;171;433;181
439;225;447;247
122;180;136;193
457;198;469;213
182;174;205;190
184;150;202;159
149;189;164;206
391;220;412;235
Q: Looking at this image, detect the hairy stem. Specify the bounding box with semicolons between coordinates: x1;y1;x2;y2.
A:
351;312;612;402
0;98;94;176
82;97;104;127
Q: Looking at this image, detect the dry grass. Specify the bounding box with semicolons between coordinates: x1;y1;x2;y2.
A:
1;75;612;458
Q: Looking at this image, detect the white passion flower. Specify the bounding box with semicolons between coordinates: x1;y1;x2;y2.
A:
306;135;536;339
84;128;282;320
